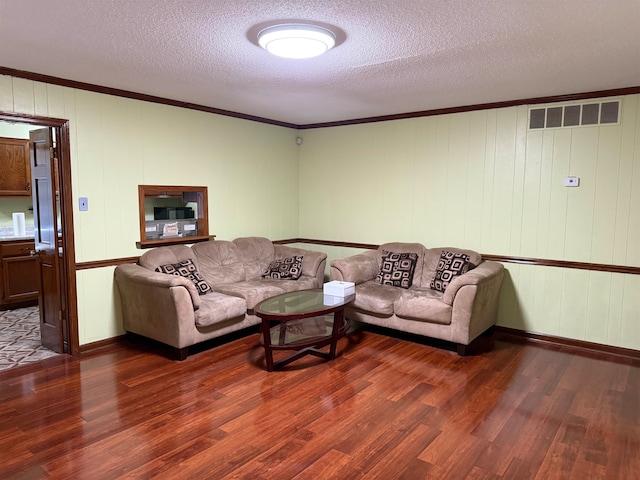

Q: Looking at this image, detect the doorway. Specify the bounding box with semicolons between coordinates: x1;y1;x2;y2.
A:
0;112;78;357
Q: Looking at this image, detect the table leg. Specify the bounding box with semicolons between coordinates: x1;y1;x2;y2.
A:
261;319;274;372
278;320;287;345
329;310;344;359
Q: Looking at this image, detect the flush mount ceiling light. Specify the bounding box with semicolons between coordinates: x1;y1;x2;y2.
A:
258;24;336;59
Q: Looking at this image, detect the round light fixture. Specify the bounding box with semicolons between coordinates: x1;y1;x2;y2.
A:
258;24;336;59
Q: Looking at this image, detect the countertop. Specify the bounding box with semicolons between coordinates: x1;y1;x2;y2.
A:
0;225;35;242
0;235;35;242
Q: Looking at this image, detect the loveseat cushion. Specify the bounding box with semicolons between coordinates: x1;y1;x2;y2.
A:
352;280;405;316
192;240;246;285
377;242;426;287
233;237;275;280
430;250;470;293
213;280;286;310
394;288;452;325
420;247;481;287
195;291;247;327
330;250;379;285
374;251;418;289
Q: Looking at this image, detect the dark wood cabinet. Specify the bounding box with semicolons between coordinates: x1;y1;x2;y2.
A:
0;240;39;309
0;137;32;197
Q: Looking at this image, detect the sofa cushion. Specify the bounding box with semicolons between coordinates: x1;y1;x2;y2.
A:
262;255;303;280
394;288;452;324
192;240;246;285
139;244;195;271
265;276;319;293
214;280;286;310
233;237;275;280
155;259;212;295
195;291;247;327
352;280;405;316
275;245;327;280
374;251;418;289
430;250;470;293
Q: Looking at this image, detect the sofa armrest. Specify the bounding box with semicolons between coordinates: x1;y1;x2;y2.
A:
274;245;328;286
446;261;505;345
115;263;201;309
330;250;379;284
442;261;504;306
114;264;201;349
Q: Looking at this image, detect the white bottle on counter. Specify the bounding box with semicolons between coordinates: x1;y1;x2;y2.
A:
12;212;26;237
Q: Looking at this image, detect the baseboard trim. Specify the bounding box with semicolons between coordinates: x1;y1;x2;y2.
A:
79;335;128;355
494;326;640;361
74;326;640;364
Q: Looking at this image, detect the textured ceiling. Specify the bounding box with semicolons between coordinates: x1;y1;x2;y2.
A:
0;0;639;126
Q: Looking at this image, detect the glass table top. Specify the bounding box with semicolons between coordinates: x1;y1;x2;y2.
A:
256;289;355;316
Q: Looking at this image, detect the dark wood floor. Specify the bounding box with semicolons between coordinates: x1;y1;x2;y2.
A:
1;328;639;479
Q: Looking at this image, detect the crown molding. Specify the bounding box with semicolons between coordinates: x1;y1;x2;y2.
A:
2;66;639;130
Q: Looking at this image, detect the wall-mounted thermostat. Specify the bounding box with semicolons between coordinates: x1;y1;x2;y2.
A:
564;176;580;187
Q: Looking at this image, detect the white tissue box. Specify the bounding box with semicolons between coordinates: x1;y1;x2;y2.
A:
323;280;355;297
323;294;345;306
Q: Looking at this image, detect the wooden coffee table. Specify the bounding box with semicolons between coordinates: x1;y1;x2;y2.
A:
255;289;355;371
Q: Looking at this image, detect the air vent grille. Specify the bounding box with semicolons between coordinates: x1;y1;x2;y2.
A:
529;100;620;130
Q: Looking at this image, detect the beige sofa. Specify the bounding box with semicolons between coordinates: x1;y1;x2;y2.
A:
330;242;504;355
114;237;326;359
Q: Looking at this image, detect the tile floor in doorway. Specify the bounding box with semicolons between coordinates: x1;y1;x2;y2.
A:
0;306;60;372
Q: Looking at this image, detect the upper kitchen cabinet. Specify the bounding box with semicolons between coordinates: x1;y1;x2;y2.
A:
0;137;31;197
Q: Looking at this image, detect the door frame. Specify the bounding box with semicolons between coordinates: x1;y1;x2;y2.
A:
0;111;78;356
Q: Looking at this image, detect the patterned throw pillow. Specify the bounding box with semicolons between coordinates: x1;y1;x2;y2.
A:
374;251;418;289
262;255;303;280
155;259;212;295
430;250;470;293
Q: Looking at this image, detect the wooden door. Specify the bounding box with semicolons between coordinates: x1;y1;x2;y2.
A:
30;127;64;353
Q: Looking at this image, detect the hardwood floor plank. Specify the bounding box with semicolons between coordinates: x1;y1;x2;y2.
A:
418;428;489;477
0;331;638;479
466;465;501;480
291;448;353;479
353;422;440;479
397;458;434;478
532;413;587;478
473;443;515;477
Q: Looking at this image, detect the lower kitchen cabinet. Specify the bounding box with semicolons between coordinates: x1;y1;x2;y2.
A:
0;240;39;309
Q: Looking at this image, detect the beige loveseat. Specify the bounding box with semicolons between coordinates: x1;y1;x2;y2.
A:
114;237;326;359
330;242;504;355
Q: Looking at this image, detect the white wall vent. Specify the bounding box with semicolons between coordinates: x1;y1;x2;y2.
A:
529;99;621;130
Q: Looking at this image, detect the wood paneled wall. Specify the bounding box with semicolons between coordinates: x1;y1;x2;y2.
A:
298;96;640;350
3;72;638;351
0;75;300;344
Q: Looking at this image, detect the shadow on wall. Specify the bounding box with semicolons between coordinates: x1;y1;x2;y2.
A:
496;268;527;331
113;280;125;337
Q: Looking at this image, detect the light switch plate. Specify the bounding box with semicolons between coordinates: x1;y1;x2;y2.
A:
79;197;88;211
564;176;580;187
